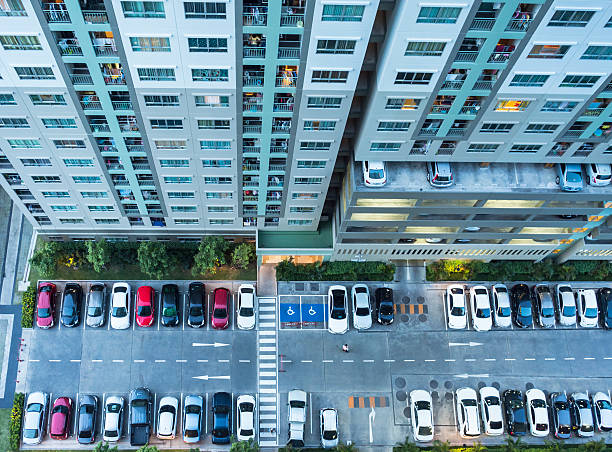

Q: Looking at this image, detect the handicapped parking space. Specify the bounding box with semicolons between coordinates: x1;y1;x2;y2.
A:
279;295;327;330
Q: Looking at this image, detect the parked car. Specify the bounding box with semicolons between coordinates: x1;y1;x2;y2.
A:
556;163;583;192
237;395;256;441
456;387;480;437
491;284;511;328
351;284;372;330
503;389;528;436
480;387;503;435
237;284;256;330
576;289;598;327
76;395;98;445
550;392;571;439
320;408;339;448
328;285;348;334
212;392;231;444
556;284;576;326
103;396;124;442
533;284;555;328
36;282;56;329
110;282;131;329
375;287;394;325
156;396;179;440
61;282;82;327
426;161;454;188
211;287;230;329
570;393;594;437
410;390;434;442
22;392;49;445
288;389;307;448
187;282;205;328
129;388;152;446
362;161;387;187
446;285;467;329
183;394;204;443
135;286;155;327
526;389;549;437
585;163;611;186
591;392;612;432
50;396;72;440
86;283;106;328
469;285;492;331
511;284;533;328
597;287;612;329
161;284;179;327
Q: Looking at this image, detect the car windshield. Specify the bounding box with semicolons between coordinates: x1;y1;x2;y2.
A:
369;169;384;179
37;308;50;318
213;428;229;437
485;397;499;406
536;423;547;431
290;400;305;408
475;288;487;295
598;400;612;409
416;401;430;410
323;429;338;440
559;425;571;434
53;405;68;414
241;428;254;436
490;421;502;430
495;287;507;293
163;307;176;317
418;426;432;436
356;307;369;316
542;307;554;317
23;428;38;438
240;307;254;317
462;399;477;407
132;399;147;408
112;307;126;318
585;308;597;318
186;405;200;414
214;308;227;319
138;306;151;317
331;306;346;320
498;306;511;317
451;306;465;316
562;305;576;316
79;429;92;438
88;306;102;317
519;306;531;317
582;424;594;432
240;402;254;412
566;172;581;183
105;429;118;437
532;399;546;409
576;399;589;409
107;403;121;413
190;306;203;317
451;288;463;295
555;401;568;410
476;308;490;318
185;429;198;438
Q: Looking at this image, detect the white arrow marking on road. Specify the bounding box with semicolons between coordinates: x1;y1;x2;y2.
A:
369;406;376;443
455;373;490;379
193;375;231;380
449;341;483;347
192;342;230;347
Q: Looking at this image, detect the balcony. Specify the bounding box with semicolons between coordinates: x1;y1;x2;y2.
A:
419;128;439;136
270;145;288;153
113;179;129;186
243;75;264;87
430;105;450;114
243;146;261;153
448;128;466;136
43;8;70;23
112;101;132;110
469;18;494;31
563;130;585;138
281;7;304;26
276;76;296;87
488;52;512;63
272;123;291;134
103;74;126;85
244;47;265;58
278;47;300;59
459;106;480;115
94;45;117;57
58;40;83;56
472;81;494;90
454;51;478;62
243;101;263;112
80;100;102;110
505;18;532;31
132;163;150;170
129;218;144;226
243;163;261;171
124;207;140;214
441;80;464;90
243;6;267;25
105;161;124;171
82;10;108;24
243;180;259;187
269;164;286;171
138;179;154;187
583;108;604;117
126;145;144;152
69;73;93;85
243;125;262;133
243;195;258;202
90;123;110;133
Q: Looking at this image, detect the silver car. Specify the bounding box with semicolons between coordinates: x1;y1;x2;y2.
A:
86;283;106;327
533;284;555;328
555;284;576;326
556;163;583;192
491;284;511;328
320;408;339;448
103;396;124;442
183;394;203;443
22;392;49;445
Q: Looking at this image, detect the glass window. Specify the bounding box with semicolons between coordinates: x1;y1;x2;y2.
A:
0;118;29;128
150;119;183;129
21;158;51;166
171;205;197;212
385;98;421;110
540;101;578;112
32;175;61;183
395;72;433;85
0;0;26;16
8;139;40;148
290;206;315;213
321;5;364;22
154;140;186;150
121;1;165;18
548;10;595;27
163;176;192;184
559;75;601;88
175;218;199;224
467;143;500;152
184;2;226;19
187;37;228;52
15;66;54;80
194;95;229;107
137;67;175;81
377;121;411;132
370;142;402;151
510;144;542;153
494;100;531;112
208;206;233;212
143;95;179;106
197;119;230;129
297;160;326;169
0;35;42;50
299;141;331;151
204;176;232;184
129;36;170;52
202;159;231;167
42;191;70;198
81;191;108;198
316;39;356;54
41;118;77;128
311;70;348;83
95;218;120;224
480;123;514;133
288;219;312;225
191;68;229;82
581;46;612;60
0;94;16;105
509;74;549;87
160;159;189;167
307;97;342;109
200;140;231;150
405;41;446;56
72;176;101;183
292;192;318;200
417;7;461;24
527;44;570;59
303;120;336;131
167;191;195;198
63;158;94;167
525;123;559;134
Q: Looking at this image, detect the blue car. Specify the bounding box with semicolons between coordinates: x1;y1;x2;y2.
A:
598;287;612;329
511;284;533;328
212;392;231;444
551;393;572;439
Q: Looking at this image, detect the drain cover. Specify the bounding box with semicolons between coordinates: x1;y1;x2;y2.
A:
445;392;454;401
396;391;407;402
478;381;486;390
492;382;501;390
403;407;411;418
395;377;406;389
526;382;534;390
401;314;409;322
444;381;453;389
402;296;410;304
418;314;427;322
430;380;438;389
417;296;425;303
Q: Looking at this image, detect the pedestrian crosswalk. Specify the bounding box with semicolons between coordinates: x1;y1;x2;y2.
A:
257;297;278;446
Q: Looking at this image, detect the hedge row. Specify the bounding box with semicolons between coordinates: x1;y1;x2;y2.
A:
20;286;36;329
9;393;24;451
275;260;396;282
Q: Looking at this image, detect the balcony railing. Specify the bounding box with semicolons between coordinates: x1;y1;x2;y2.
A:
488;52;512;63
469;18;494;30
273;103;293;112
124;208;140;214
583;108;604;117
82;10;108;24
276;76;297;87
18;194;35;200
473;81;494;90
243;195;258;202
94;45;117;57
43;9;70;22
244;47;265;58
90;124;110;132
58;45;83;56
70;74;93;85
112;101;132;110
81;100;102;110
281;12;304;26
269;164;286;171
119;124;139;133
129;219;144;225
270;146;287;153
272;124;291;133
459;106;480;115
278;47;300;59
455;51;478;62
126;145;144;152
243;75;264;87
243;125;262;133
113;180;129;186
563;130;584;137
243;8;267;25
243;146;261;153
268;181;283;188
448;128;466;136
106;163;124;170
505;18;532;31
132;163;150;170
0;162;14;169
441;80;464;90
243;181;259;187
419;128;439;136
98;145;118;153
430;105;450;114
103;75;126;85
138;179;154;187
264;221;279;227
243;164;260;171
243;102;263;112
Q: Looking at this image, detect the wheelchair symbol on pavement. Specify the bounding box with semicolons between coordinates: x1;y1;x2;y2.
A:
287;306;295;316
308;306;316;316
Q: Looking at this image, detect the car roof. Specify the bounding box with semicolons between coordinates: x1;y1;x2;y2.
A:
213;392;231;406
214;288;229;305
289;389;307;402
240;291;254;308
369;161;385;170
137;286;153;302
321;409;337;430
565;163;582;172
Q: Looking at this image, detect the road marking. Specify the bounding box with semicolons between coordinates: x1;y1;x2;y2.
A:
524;358;536;361
176;359;187;363
155;359;166;363
260;372;276;377
384;359;395;363
505;358;516;361
134;359;145;363
404;359;415;362
544;358;555;361
197;359;208;363
604;357;612;360
69;359;81;363
259;363;275;368
484;358;496;362
445;359;456;362
239;359;251;363
259;346;277;352
363;359;374;363
218;359;230;363
564;357;575;361
260;338;276;344
49;359;61;362
342;359;354;363
322;359;334;363
91;359;103;363
300;360;312;363
584;357;595;360
424;359;436;362
281;359;292;363
464;358;476;362
112;359;124;363
29;359;39;362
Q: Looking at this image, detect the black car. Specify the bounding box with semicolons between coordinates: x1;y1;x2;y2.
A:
375;288;394;325
510;284;533;328
597;287;612;329
161;284;179;327
61;283;82;327
77;395;98;444
503;389;528;436
212;392;231;444
187;282;205;328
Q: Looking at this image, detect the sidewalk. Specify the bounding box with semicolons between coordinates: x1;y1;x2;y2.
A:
257;263;278;297
0;203;23;305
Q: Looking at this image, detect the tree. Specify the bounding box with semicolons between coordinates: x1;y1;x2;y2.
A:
86;239;111;273
502;436;524;452
469;442;487;452
93;442;119;452
431;440;450;452
29;241;60;277
137;241;173;279
394;437;419;452
583;440;607;452
192;236;230;276
232;242;255;269
231;438;260;452
137;446;159;452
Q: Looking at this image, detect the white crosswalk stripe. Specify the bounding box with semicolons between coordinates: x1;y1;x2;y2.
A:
257;296;278;446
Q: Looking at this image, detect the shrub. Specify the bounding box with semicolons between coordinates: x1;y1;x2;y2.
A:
276;259;395;281
86;239;111;273
192;236;231;276
29;241;60;277
137;241;174;279
9;392;24;451
109;241;139;266
231;242;255;269
20;285;36;328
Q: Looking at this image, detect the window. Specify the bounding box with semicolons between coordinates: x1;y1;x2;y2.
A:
307;97;342;109
510;144;542;153
121;1;165;18
0;94;16;105
50;205;77;212
42;191;70;198
525;123;559;134
15;67;54;80
405;41;446;56
559;75;601;88
295;177;323;185
191;68;229;82
137;67;175;81
581;46;612;61
150;119;183;129
54;139;85;148
155;140;187;150
194;95;229;107
167;191;195;198
509;74;550;87
300;141;331;151
164;176;192;184
206;191;232;199
321;4;364;22
370;142;401;152
495;100;531;112
160;159;189;167
541;101;578;112
81;191;108;198
311;70;348;83
204;176;232;184
607;16;612;28
73;176;102;183
0;35;42;50
385;98;421;110
208;206;233;213
395;72;433;85
129;37;170;52
63;158;94;167
171;205;197;212
288;219;312;225
548;10;595;27
187;37;228;52
8;139;40;148
184;2;226;19
42;118;77;128
144;95;179;107
198;119;230;129
29;94;66;105
88;205;114;212
297;160;326;169
32;175;61;183
0;118;28;128
316;39;356;55
303;120;336;131
202;159;231;167
417;6;461;24
290;206;315;213
467;143;500;152
200;140;231;150
60;218;85;224
0;0;26;16
480;123;514;133
377;121;411;132
21;158;51;167
292;192;318;200
209;218;233;225
95;218;120;224
175;218;199;225
527;44;570;59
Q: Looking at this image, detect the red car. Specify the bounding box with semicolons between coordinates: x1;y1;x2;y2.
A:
36;282;56;329
211;288;230;329
135;286;154;327
50;396;72;440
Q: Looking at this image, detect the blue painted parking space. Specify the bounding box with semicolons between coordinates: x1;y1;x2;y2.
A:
279;295;327;330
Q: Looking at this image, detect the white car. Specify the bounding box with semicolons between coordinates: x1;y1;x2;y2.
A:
585;163;611;186
526;389;549;437
409;390;434;442
110;282;131;329
446;285;467;329
362;161;387;187
456;387;480;437
491;284;511;328
479;387;503;435
555;284;576;326
237;395;256;441
157;396;178;440
22;392;49;445
576;289;598;327
320;408;339;448
469;286;492;331
328;285;348;334
351;284;372;330
103;396;124;442
288;389;307;447
237;284;256;330
591;392;612;432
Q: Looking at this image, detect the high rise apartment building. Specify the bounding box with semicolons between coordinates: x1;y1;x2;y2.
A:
0;0;610;263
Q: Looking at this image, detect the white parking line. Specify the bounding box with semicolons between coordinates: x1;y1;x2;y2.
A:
155;359;166;363
524;358;536;361
564;357;575;361
445;359;456;362
363;359;374;363
342;359;354;363
29;359;39;362
604;357;612;360
49;359;61;362
322;359;334;363
205;392;209;434
182;293;186;331
134;359;145;363
218;359;230;363
464;358;476;362
484;358;496;362
384;359;395;363
404;359;415;362
544;358;555;361
112;359;123;363
69;359;81;363
239;359;251;363
584;357;595;360
505;358;516;361
424;359;436;362
176;359;187;363
442;293;448;331
92;359;103;363
197;359;208;363
300;360;312;363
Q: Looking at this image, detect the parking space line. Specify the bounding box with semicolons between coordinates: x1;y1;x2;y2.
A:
584;357;595;360
155;359;166;363
73;393;79;437
505;358;516;361
231;293;235;331
259;362;275;368
342;359;354;363
112;359;124;363
424;359;436;363
134;359;145;363
604;357;612;360
442;293;448;330
157;290;161;331
205;393;208;434
524;358;536;361
239;359;251;363
70;359;80;363
384;359;395;363
182;293;186;331
445;359;456;362
197;359;208;363
49;359;61;362
484;358;496;362
544;357;555;361
322;359;334;363
403;359;415;362
92;359;103;363
300;360;312;363
29;359;39;362
176;359;187;363
152;392;157;434
464;358;475;362
564;357;575;361
218;359;230;363
362;359;374;363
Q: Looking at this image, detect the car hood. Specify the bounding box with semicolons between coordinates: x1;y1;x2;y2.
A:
354;314;372;329
238;315;255;329
328;317;348;333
